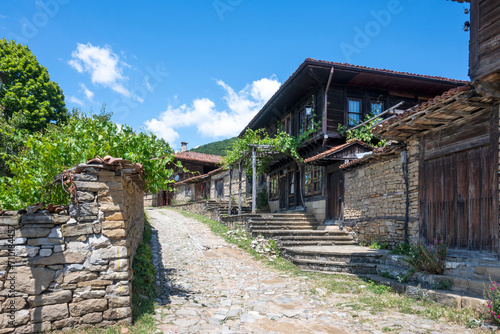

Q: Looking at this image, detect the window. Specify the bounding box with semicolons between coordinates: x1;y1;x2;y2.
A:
348;98;362;127
283;115;292;135
288;171;294;196
269;175;278;200
298;110;304;135
370;101;384;115
304;165;322;195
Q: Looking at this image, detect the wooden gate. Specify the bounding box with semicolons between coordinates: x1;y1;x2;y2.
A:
326;171;344;221
419;108;498;253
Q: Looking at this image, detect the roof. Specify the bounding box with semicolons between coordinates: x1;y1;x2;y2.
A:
241;58;468;136
304;139;374;165
371;85;497;140
174;151;223;165
175;167;224;185
340;144;404;170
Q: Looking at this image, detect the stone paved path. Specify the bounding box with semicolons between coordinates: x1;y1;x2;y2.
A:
148;208;476;334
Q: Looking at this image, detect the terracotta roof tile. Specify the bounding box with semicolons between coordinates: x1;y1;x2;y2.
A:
339;145;403;169
175;151;223;164
176;167;224;185
372;84;473;134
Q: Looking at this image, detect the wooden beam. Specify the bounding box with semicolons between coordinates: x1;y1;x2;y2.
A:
238;162;242;215
228;167;232;215
252;146;256;214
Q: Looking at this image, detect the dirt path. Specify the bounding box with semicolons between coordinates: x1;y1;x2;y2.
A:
148;208;475;334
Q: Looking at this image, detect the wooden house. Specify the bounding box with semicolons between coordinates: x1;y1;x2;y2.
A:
242;58;466;221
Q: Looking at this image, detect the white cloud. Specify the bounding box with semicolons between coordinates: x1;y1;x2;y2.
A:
68;43;131;97
144;76;281;146
79;83;94;101
69;96;84;106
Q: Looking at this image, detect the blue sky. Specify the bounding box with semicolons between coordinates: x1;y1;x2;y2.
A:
2;0;470;150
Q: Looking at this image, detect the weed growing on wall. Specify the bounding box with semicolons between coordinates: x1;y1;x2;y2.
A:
404;238;448;275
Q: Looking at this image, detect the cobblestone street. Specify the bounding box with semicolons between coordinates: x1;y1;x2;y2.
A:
148;208;476;334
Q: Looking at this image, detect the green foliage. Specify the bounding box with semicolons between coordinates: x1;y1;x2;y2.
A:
0;110;178;209
431;279;453;291
484;278;500;325
257;191;268;208
368;240;389;250
392;242;412;256
404;238;448;275
0;39;68;132
366;279;393;294
190;137;237;156
337;113;386;147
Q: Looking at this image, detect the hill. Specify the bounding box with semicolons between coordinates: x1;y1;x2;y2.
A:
190;137;236;156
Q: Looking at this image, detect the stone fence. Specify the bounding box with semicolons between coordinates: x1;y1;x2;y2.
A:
0;157;144;333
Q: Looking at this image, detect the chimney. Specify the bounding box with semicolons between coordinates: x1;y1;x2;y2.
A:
181;142;188;152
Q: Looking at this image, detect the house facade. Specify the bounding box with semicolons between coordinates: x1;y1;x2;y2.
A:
243;58;466;221
341;0;500;255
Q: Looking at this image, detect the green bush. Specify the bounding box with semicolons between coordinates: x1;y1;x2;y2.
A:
404;238;447;274
392;242;412;256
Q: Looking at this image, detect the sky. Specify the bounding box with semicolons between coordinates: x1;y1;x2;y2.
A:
1;0;471;150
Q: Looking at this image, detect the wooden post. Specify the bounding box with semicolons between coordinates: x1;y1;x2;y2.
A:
238;161;242;215
252;146;257;214
228;168;232;215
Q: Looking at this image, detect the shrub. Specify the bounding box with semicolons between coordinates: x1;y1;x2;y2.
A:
392;242;412;256
484;279;500;325
404;238;447;274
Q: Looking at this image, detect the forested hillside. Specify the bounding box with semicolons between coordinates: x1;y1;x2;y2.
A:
190;137;236;156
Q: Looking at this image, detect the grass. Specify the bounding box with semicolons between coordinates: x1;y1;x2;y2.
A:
168;208;487;331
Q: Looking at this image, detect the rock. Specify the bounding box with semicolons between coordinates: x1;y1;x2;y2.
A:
90;246;128;263
14;246;39;257
0;309;30;327
0;215;20;226
64;271;98;284
106;282;130;296
16;228;51;238
81;312;103;324
14;266;55;295
100;271;129;280
102;229;127;239
31;303;69;322
102;220;126;230
109;259;129;272
52;316;79;329
47;226;62;238
99;203;125;213
67;241;90;253
20;214;69;225
29;251;87;265
77;280;113;288
104;212;126;221
88;234;110;249
103;307;132;320
13;321;51;334
108;296;130;308
73;287;107;299
27;290;72;307
69;298;107;316
53;244;65;252
62;223;95;237
27;237;64;246
0;238;26;246
39;248;52;257
1;297;27;312
73;181;109;192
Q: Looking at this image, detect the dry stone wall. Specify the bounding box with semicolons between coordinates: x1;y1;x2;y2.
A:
0;161;144;333
343;145;419;247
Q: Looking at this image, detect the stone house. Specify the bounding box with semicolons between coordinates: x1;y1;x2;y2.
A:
341;0;500;255
241;58;466;221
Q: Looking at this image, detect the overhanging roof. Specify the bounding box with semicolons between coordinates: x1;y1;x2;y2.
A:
241;58;467;136
304;140;374;165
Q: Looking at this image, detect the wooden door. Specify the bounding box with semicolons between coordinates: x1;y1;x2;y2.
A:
419;108;498;253
288;169;296;209
326;171;344;221
279;174;287;211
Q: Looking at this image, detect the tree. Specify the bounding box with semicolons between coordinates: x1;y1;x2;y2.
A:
0;110;179;210
0;38;68;132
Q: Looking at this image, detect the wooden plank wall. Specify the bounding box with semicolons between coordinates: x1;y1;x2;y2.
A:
419;107;499;253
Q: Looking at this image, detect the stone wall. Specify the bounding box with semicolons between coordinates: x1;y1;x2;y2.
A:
0;161;144;333
305;198;326;221
343;145;419;247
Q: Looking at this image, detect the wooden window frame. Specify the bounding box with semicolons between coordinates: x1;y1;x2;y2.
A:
347;97;362;127
304;165;323;196
370;100;384;116
269;175;278;200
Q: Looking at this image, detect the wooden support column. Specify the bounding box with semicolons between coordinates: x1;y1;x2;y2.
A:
228;168;232;215
238;161;242;215
252;146;257;214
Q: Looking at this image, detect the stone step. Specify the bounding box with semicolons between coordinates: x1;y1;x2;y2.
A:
288;258;379;275
249;222;320;229
282;246;383;264
251;229;350;237
277;235;354;241
280;240;357;247
271;213;316;218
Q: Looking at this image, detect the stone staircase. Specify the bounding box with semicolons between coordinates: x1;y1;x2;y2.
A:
206;200;253;215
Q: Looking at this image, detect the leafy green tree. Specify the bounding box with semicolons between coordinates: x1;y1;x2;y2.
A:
190;137;237;156
0;38;68;132
0;110;179;210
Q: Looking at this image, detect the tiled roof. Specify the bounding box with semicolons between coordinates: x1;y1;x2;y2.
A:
304;58;468;84
371;85;474;138
175;167;224;185
304;139;374;164
175;151;223;164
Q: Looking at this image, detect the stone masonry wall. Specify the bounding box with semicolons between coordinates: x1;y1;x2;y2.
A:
343;145;419;247
0;161;144;333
